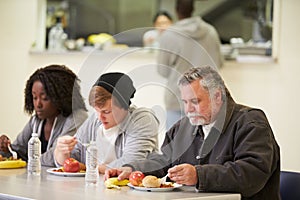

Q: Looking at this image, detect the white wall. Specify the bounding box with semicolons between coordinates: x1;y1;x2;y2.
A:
0;0;38;138
0;0;300;172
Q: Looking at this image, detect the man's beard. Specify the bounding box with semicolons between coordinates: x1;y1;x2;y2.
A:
187;113;206;126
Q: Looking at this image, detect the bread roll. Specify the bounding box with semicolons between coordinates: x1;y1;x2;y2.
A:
142;175;161;188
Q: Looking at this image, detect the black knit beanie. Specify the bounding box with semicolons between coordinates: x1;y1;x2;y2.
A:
94;72;136;109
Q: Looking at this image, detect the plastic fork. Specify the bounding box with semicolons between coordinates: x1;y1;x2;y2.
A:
8;145;17;160
160;173;169;184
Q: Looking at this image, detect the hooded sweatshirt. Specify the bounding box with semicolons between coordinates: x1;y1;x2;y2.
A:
157;16;223;111
66;105;159;169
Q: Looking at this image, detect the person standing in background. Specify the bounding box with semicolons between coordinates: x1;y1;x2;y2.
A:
143;10;173;48
157;0;223;129
0;65;88;166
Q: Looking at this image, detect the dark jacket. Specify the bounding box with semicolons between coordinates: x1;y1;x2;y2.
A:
129;94;280;200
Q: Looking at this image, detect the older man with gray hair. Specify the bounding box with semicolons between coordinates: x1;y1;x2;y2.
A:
106;66;280;200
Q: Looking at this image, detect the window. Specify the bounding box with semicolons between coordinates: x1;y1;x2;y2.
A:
44;0;274;58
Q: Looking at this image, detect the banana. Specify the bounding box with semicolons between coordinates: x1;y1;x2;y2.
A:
87;33;116;45
105;177;129;189
0;159;27;169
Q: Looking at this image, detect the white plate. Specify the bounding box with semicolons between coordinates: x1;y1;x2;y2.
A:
127;182;182;192
46;168;85;177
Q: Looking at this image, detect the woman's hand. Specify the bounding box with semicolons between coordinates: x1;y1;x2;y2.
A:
0;135;10;153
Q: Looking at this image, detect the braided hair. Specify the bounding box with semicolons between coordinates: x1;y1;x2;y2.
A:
24;64;87;117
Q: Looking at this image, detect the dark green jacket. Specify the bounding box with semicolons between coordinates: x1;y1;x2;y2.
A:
129;95;280;200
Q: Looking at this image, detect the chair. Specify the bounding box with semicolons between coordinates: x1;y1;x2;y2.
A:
280;171;300;200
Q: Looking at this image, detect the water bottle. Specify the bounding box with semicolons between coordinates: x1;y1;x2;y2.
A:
85;141;99;185
27;133;41;175
48;17;67;51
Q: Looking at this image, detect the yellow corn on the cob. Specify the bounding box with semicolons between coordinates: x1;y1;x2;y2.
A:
0;159;27;169
105;177;129;189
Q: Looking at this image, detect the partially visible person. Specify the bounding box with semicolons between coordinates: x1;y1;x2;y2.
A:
143;10;173;48
105;66;280;200
54;72;159;174
0;65;88;166
157;0;224;129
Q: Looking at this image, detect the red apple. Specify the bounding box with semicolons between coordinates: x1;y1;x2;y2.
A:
63;158;80;173
129;171;145;186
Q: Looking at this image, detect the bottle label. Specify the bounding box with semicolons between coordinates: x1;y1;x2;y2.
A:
28;136;41;174
86;148;98;170
29;144;40;159
85;145;98;184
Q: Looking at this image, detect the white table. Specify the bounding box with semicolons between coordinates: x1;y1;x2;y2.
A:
0;167;241;200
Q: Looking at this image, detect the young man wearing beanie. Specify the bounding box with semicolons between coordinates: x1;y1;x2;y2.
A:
54;72;159;173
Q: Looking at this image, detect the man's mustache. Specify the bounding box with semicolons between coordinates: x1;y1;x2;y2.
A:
187;113;202;118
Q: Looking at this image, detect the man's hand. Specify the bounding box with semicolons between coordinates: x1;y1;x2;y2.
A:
0;135;10;153
54;135;77;165
168;163;198;185
104;166;133;181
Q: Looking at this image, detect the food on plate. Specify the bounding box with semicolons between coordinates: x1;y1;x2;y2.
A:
51;158;86;173
63;158;80;173
53;168;64;172
160;183;174;188
105;177;129;189
129;171;145;186
0;159;26;169
128;170;177;189
79;162;86;171
142;175;161;188
0;155;17;161
128;172;175;189
0;154;26;169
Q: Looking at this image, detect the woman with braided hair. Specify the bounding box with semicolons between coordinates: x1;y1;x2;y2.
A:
0;64;88;166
